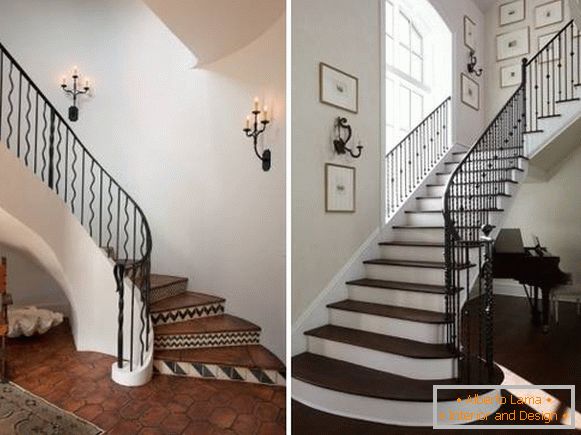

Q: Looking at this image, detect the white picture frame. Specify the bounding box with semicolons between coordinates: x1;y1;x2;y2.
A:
325;163;355;213
535;0;563;29
464;16;476;50
461;73;480;111
496;27;530;61
320;63;359;114
499;0;526;27
500;64;522;88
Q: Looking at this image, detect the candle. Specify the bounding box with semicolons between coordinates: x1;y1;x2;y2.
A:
263;106;269;122
253;97;260;111
85;79;90;88
245;116;250;129
73;66;78;76
61;76;66;86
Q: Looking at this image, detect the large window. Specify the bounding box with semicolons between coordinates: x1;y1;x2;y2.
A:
385;0;428;150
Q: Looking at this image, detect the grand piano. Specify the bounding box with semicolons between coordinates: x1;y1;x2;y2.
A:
493;229;571;332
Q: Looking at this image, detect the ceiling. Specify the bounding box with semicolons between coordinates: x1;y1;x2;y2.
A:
142;0;285;67
472;0;498;12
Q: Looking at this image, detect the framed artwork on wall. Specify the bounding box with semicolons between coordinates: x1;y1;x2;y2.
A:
500;64;522;87
464;16;476;50
535;0;563;29
319;63;359;113
496;27;529;61
499;0;526;27
461;73;480;111
325;163;355;213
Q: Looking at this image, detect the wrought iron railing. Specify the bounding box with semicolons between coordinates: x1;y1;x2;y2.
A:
385;97;451;219
0;42;151;373
443;20;580;383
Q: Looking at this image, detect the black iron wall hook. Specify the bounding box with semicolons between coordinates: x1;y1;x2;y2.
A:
243;99;271;171
333;117;362;158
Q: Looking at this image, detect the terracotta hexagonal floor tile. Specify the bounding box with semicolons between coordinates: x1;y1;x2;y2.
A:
257;421;285;435
186;401;213;421
183;420;215;435
92;410;122;431
76;403;104;421
254;402;279;422
108;419;143;435
160;412;190;433
209;406;237;429
139;405;170;427
232;414;260;434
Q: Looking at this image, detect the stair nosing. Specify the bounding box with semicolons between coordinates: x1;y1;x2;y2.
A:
327;300;452;324
346;278;460;295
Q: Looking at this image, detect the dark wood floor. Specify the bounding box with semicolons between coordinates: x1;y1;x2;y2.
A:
292;295;581;434
7;321;285;434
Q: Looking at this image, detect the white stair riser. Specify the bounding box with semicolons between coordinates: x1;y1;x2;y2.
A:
448;153;466;163
405;212;444;227
329;309;447;344
307;336;457;379
380;245;443;262
415;196;504;211
458;158;526;170
349;285;446;313
434;174;451;185
436;169;521;185
391;228;444;243
292;380;502;427
457;181;517;196
365;263;445;286
426;185;445;196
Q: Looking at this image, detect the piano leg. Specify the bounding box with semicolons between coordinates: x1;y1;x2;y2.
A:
541;287;550;333
532;286;541;326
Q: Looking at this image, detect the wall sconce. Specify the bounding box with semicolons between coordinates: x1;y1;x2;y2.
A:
61;66;90;122
333;117;362;158
467;50;483;77
243;97;271;171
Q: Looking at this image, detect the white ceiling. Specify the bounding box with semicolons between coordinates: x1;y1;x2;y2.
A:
472;0;498;12
142;0;285;67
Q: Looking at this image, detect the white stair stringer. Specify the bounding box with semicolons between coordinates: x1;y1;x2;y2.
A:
293;379;502;427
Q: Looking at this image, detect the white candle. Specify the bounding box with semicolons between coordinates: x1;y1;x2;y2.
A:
85;79;90;88
263;106;269;121
73;66;78;76
61;76;66;86
253;97;260;111
245;116;250;129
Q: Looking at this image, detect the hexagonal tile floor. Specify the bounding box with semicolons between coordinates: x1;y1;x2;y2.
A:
6;321;285;434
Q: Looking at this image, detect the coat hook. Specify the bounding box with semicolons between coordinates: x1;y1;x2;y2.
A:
333;117;362;158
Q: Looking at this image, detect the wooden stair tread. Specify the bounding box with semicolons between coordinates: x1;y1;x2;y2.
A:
292;353;503;402
154;314;260;335
305;325;458;359
150;274;188;289
150;291;225;313
327;300;451;324
378;241;445;247
363;259;472;270
346;278;451;294
416;193;511;199
154;345;284;371
445;156;528;163
436;168;523;175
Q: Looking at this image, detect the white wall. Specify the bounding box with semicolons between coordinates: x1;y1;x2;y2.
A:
0;0;285;360
291;0;382;321
484;0;572;121
429;0;487;146
502;143;581;284
0;243;70;316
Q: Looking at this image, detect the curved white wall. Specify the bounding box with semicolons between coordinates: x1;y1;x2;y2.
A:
0;143;134;357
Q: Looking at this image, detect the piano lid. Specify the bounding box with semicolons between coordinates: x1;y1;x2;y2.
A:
494;229;524;254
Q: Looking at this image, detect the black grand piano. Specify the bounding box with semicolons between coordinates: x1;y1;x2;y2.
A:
493;229;571;332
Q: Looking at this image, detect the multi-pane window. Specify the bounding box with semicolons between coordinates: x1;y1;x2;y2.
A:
385;0;427;150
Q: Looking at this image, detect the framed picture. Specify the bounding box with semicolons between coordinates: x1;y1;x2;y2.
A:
325;163;355;213
499;0;526;27
537;32;559;62
500;64;522;87
319;63;359;113
461;73;479;111
496;27;529;61
535;0;563;29
464;16;476;50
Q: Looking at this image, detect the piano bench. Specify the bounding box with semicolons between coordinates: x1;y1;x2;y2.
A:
550;285;581;323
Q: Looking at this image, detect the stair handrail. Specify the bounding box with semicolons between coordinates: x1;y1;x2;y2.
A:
0;41;152;373
443;19;579;383
385;96;451;219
